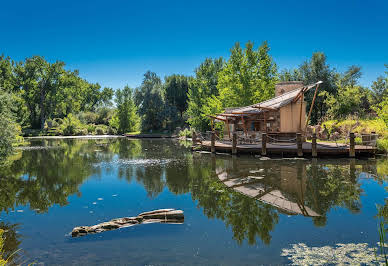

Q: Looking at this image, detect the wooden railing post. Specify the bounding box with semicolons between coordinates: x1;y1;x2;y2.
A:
349;132;355;158
297;133;303;157
232;132;237;155
211;131;216;153
192;131;197;145
312;133;317;158
261;133;267;156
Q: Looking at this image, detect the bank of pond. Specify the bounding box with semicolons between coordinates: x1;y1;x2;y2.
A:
0;138;387;264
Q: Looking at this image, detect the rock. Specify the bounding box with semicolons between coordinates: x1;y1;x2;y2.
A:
71;209;184;237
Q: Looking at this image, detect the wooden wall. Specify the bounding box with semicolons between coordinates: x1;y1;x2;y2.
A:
279;100;306;132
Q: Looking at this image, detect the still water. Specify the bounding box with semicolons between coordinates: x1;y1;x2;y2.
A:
0;138;387;265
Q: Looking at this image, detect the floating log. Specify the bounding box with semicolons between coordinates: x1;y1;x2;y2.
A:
71;209;184;237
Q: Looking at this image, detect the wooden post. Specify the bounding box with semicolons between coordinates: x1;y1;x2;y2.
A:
225;118;231;140
232;132;237;155
299;94;304;132
349;132;355;158
305;82;321;131
261;133;267;156
297;133;303;157
192;131;197;145
312;133;317;158
211;131;216;153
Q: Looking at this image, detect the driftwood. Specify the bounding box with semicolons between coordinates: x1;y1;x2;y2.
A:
71;209;184;237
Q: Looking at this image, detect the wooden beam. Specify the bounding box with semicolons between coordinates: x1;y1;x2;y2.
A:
304;83;320;131
241;115;248;137
231;112;257;115
226;118;231;139
218;114;241;117
208;115;226;121
293;86;307;103
299;93;304;132
252;106;277;111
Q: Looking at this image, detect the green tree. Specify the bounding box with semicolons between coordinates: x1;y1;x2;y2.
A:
216;41;277;108
135;71;165;132
0;90;20;161
324;66;371;118
164;74;190;119
280;52;338;124
113;86;140;133
187;57;224;131
371;65;388;106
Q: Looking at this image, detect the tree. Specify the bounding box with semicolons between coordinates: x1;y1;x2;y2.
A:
0;90;20;161
187;57;224;131
371;65;388;105
112;86;140;133
324;66;371;119
163;74;190;119
216;41;277;108
12;56;113;129
280;52;338;124
135;71;165;132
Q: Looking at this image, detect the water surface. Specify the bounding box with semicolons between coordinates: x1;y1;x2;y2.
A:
0;138;387;265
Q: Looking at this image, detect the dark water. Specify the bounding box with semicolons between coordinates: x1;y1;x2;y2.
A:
0;138;387;265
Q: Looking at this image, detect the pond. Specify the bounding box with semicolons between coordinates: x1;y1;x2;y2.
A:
0;138;387;265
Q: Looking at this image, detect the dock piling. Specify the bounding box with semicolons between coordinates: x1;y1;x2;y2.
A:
192;131;197;145
349;132;355;158
211;131;216;153
297;133;303;157
261;133;267;156
232;132;237;155
312;133;317;157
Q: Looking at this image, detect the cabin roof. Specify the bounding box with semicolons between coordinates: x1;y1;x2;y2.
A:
215;81;322;120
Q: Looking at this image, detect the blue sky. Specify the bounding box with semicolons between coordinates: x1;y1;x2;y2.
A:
1;0;387;89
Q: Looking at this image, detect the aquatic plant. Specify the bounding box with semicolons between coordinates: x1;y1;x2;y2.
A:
281;243;386;265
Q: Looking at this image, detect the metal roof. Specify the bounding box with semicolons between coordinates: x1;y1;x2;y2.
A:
215;81;322;121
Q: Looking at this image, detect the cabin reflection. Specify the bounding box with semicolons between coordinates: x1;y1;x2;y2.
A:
214;157;365;219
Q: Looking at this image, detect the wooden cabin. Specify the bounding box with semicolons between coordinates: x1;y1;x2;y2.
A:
213;81;322;140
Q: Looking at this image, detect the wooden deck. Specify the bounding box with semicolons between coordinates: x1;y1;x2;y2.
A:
197;140;375;157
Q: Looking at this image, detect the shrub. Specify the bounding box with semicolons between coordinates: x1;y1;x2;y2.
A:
78;111;99;124
95;125;108;135
60;114;86;136
377;138;388;154
87;124;96;134
178;128;192;138
107;126;117;135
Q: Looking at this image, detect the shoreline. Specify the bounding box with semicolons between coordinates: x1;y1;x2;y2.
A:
24;135;125;140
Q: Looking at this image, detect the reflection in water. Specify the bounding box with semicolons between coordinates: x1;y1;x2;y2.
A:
0;138;387;261
0;222;22;264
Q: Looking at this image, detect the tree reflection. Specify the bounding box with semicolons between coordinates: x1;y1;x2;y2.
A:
0;222;22;264
0;139;104;213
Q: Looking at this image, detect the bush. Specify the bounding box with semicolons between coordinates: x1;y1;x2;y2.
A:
87;124;96;134
377;138;388;154
60;114;86;136
107;126;118;135
95;125;108;135
78;111;99;124
178;128;192;138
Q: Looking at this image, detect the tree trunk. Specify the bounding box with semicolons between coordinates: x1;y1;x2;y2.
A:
40;87;46;130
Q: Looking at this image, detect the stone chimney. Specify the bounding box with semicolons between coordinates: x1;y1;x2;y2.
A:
275;81;304;97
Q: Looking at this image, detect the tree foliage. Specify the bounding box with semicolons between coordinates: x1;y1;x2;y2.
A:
187;57;224;131
135;71;165;132
0;90;20;160
217;41;277;107
112;86;140;133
